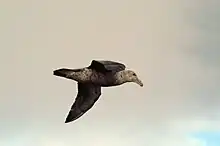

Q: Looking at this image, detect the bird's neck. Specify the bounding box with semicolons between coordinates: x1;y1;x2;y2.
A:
114;71;128;85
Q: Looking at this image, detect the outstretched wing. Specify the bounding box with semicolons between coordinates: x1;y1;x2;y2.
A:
65;83;101;123
88;60;126;73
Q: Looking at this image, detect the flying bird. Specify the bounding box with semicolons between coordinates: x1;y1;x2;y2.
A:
53;60;143;123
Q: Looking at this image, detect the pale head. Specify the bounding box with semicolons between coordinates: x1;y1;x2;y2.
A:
120;70;143;87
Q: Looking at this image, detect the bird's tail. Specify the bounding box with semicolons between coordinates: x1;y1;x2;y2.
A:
53;68;75;78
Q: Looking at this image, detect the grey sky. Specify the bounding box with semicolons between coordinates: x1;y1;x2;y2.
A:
0;0;219;146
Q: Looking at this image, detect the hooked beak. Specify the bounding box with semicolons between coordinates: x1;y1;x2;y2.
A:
134;78;143;87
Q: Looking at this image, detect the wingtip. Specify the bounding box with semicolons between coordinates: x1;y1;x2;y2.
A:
65;118;78;124
64;113;77;124
64;111;85;124
65;117;73;123
65;120;71;123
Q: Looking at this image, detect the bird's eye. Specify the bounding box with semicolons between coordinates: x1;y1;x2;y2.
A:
133;73;136;76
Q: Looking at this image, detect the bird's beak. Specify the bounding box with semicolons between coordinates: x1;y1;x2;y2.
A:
134;78;143;87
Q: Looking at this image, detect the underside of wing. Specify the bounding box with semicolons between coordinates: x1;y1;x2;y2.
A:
65;83;101;123
88;60;126;73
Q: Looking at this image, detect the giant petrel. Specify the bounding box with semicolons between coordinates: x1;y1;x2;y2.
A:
53;60;143;123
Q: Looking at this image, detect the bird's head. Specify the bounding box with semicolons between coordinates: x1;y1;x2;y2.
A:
121;70;143;87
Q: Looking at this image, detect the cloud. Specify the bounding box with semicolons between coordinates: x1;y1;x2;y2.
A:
188;1;220;67
0;0;219;146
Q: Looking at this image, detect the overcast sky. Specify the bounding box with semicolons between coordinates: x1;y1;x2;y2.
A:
0;0;219;146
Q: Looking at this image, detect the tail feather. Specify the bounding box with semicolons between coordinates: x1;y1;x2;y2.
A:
53;68;74;77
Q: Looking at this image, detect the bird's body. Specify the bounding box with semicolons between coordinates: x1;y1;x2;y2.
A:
53;60;143;123
54;67;127;87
